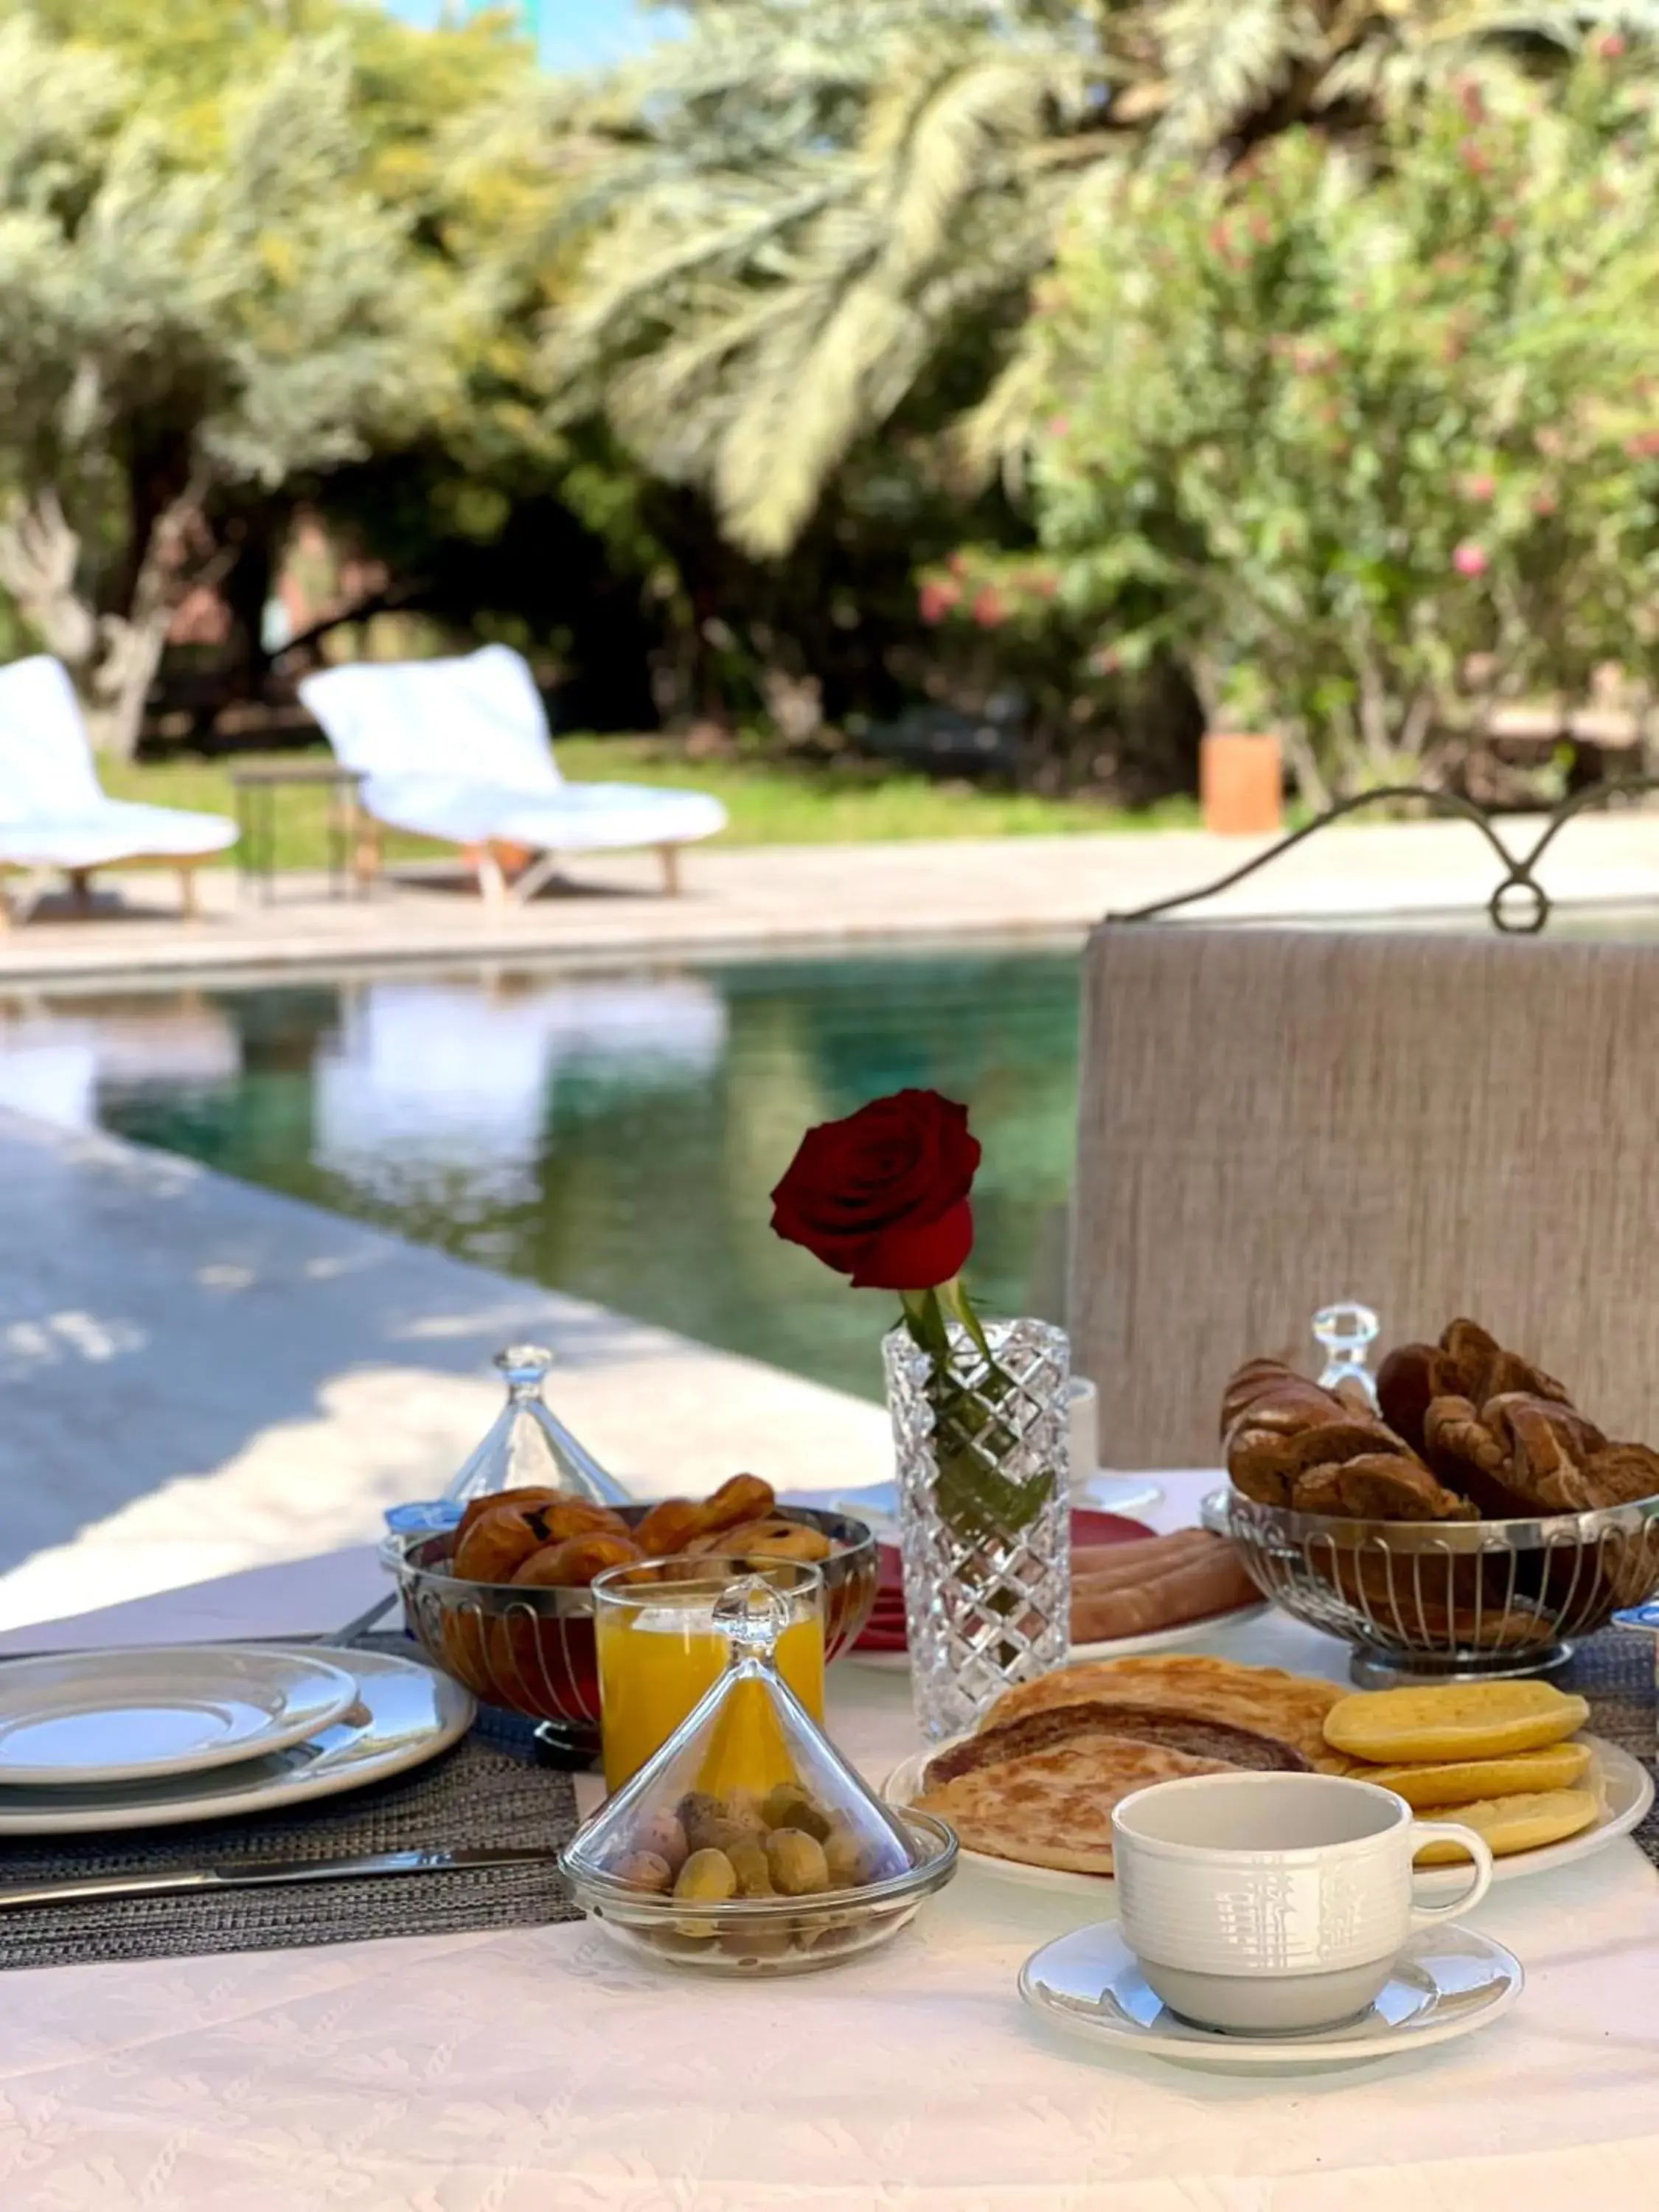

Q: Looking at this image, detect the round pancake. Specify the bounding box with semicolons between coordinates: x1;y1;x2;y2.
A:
1411;1787;1601;1862
1358;1740;1593;1809
1323;1681;1590;1764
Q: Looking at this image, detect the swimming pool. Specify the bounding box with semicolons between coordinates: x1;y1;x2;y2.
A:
0;949;1082;1401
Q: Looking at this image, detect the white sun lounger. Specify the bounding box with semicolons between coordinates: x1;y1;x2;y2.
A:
297;645;728;899
0;656;238;924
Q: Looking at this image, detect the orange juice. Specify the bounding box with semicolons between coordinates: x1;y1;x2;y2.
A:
597;1602;825;1793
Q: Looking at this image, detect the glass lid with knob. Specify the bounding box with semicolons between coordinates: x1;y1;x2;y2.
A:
443;1343;632;1511
564;1571;922;1904
386;1343;632;1542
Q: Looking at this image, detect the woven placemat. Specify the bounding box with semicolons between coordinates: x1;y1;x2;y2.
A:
0;1637;581;1971
1563;1624;1659;1872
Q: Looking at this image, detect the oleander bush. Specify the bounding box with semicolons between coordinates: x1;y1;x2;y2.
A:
932;52;1659;804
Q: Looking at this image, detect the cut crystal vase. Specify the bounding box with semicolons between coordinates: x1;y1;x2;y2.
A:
883;1317;1071;1742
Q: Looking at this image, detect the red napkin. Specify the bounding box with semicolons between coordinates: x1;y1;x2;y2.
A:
854;1509;1154;1653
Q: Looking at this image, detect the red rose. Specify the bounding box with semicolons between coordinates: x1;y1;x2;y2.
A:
770;1090;981;1290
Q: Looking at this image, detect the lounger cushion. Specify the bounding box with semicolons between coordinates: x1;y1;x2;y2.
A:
361;774;727;855
0;658;237;865
300;647;728;857
299;647;560;790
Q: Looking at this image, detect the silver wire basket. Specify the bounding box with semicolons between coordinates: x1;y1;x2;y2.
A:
1206;1484;1659;1686
384;1506;880;1751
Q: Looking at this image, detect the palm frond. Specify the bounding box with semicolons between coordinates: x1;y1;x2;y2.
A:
1150;0;1324;153
540;0;1659;556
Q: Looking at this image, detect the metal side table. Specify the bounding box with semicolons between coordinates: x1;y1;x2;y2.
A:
231;761;369;902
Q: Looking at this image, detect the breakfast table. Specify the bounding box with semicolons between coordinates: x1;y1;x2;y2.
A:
0;1472;1655;2211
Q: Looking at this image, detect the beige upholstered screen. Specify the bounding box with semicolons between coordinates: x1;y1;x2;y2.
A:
1068;925;1659;1469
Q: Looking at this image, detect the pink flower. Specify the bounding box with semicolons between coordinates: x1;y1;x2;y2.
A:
1532;487;1558;515
1599;32;1627;60
1464;473;1496;502
1626;429;1659;462
919;580;960;625
1453;541;1489;578
1046;415;1072;439
971;588;1006;630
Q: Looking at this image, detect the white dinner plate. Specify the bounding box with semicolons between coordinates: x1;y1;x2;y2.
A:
849;1600;1270;1675
1019;1921;1523;2073
785;1472;1168;1543
0;1645;474;1833
0;1644;359;1786
886;1733;1651;1899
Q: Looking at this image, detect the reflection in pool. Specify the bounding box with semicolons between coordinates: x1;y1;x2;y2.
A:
0;950;1082;1400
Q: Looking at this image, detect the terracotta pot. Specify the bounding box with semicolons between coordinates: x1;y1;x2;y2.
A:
1200;731;1284;836
462;840;536;878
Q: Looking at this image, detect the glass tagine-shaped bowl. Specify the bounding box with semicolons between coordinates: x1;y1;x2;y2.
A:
384;1343;630;1548
560;1575;956;1975
445;1344;632;1511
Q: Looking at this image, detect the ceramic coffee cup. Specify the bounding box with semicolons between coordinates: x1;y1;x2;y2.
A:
1111;1771;1495;2035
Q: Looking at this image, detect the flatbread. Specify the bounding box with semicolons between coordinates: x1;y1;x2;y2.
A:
916;1738;1237;1874
984;1655;1350;1773
922;1701;1308;1790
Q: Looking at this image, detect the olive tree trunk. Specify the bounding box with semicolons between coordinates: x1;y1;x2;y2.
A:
0;482;223;759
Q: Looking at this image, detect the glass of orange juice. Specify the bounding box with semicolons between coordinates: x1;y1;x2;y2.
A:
593;1557;826;1794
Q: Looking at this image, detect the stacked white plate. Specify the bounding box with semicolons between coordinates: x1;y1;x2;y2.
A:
0;1643;474;1834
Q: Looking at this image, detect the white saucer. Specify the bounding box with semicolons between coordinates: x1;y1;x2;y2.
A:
886;1733;1649;1899
0;1644;359;1786
0;1645;473;1832
1075;1472;1165;1517
1020;1921;1523;2072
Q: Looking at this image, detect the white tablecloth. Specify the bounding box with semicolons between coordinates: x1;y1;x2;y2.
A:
0;1476;1656;2211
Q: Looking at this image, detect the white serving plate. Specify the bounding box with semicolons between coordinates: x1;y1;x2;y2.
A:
886;1733;1651;1899
0;1644;359;1787
0;1645;474;1834
849;1600;1269;1674
783;1472;1168;1545
1019;1920;1523;2073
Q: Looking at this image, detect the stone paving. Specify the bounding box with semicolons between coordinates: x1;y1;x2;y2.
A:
0;1109;888;1631
1;806;1655;984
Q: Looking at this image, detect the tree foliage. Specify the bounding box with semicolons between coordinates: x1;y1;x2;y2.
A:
551;0;1659;560
0;1;532;754
956;51;1659;801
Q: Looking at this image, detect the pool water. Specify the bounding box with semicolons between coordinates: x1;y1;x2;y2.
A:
0;950;1082;1401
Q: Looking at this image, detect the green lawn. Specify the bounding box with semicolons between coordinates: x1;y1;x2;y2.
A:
103;738;1195;867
